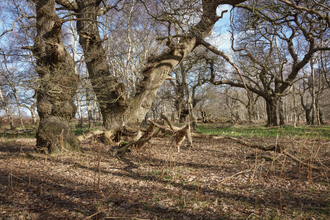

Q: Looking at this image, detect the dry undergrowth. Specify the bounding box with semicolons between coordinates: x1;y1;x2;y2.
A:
0;134;329;220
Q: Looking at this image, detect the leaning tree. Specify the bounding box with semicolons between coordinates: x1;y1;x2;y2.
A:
53;0;247;133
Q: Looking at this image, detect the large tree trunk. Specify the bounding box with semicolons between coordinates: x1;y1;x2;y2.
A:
58;0;246;130
266;98;278;127
173;83;185;123
181;63;197;130
247;93;254;122
299;92;312;125
33;0;81;154
303;106;312;125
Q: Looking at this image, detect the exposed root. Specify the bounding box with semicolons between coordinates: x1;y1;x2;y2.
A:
112;130;144;156
77;129;104;142
136;123;155;149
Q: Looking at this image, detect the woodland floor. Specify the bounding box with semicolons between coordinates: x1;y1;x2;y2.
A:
0;129;330;219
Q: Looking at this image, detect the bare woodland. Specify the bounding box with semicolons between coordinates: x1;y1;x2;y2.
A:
1;0;330;219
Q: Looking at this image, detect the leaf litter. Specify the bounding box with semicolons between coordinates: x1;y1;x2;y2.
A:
0;134;329;219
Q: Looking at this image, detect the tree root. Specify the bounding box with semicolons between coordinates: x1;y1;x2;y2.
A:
112;130;145;156
77;129;105;142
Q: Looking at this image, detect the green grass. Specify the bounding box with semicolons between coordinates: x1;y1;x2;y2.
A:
0;122;103;139
73;122;102;135
2;121;330;141
197;123;330;140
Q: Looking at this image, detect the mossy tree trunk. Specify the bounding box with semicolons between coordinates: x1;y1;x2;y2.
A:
32;0;81;154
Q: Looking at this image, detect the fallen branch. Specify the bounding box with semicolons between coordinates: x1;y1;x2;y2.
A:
160;114;179;131
136;123;155;149
150;117;193;150
0;129;36;135
219;167;258;184
193;133;328;170
112;130;144;156
225;136;285;153
148;119;174;136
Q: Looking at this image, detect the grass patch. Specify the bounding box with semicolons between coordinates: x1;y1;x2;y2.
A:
197;123;330;140
73;123;102;135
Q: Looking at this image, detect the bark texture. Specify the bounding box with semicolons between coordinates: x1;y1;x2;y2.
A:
33;0;81;154
266;99;278;127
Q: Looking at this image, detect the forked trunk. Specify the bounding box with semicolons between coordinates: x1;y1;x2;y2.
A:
67;0;246;130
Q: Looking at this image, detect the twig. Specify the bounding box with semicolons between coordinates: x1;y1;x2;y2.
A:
219;168;257;184
84;210;105;220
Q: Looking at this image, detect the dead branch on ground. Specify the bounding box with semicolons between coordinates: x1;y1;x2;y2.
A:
0;129;35;135
192;133;328;171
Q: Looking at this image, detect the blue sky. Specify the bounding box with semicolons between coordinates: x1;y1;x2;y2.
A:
206;4;233;52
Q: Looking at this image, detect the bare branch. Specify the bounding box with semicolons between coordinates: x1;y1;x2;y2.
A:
200;39;251;106
0;14;35;39
98;0;123;16
55;0;78;11
278;0;330;27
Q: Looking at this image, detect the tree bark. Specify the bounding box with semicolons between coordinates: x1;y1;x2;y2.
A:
310;58;317;125
181;63;197;130
0;85;14;129
247;92;255;122
266;98;278;127
32;0;81;154
86;87;94;128
292;85;297;127
76;92;83;128
13;90;25;129
278;97;285;126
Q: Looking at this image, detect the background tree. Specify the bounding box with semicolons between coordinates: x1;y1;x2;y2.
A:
208;0;330;126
